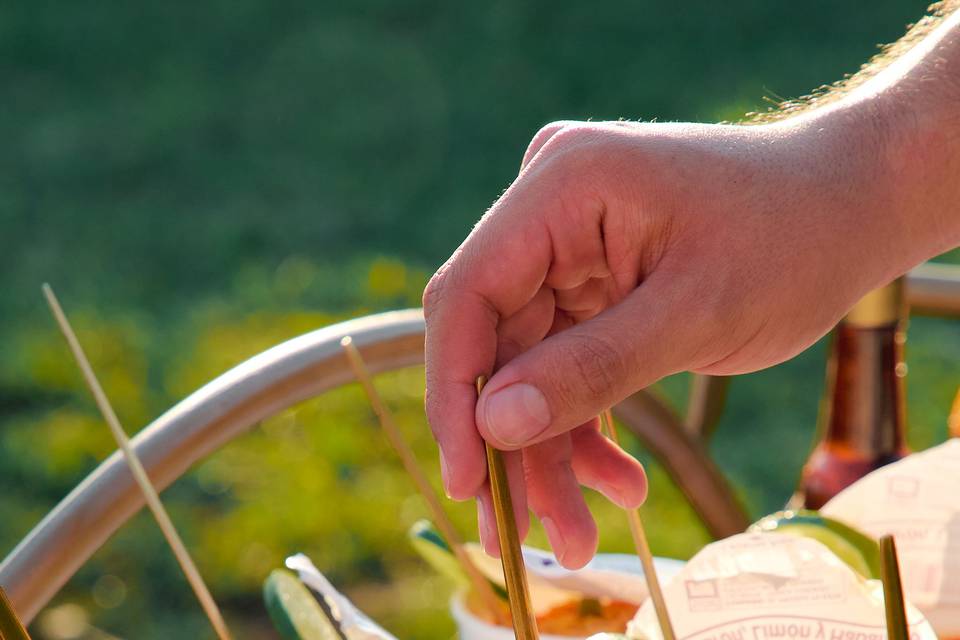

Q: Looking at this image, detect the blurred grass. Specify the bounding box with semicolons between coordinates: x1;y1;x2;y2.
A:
2;1;958;639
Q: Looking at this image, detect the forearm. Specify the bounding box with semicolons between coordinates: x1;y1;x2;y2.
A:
796;4;960;279
761;1;960;121
868;6;960;266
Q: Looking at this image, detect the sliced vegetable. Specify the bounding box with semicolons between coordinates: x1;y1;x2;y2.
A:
408;519;507;599
264;569;344;640
750;509;881;579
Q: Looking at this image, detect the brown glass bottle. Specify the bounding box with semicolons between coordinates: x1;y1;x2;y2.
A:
794;279;910;509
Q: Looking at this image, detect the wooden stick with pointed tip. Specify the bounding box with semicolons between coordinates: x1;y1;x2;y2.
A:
880;535;910;640
0;586;32;640
339;337;505;623
601;409;676;640
42;284;233;640
477;376;539;640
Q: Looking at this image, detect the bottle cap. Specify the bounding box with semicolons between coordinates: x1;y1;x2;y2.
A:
844;278;905;328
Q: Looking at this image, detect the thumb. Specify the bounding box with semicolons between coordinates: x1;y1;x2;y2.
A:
476;275;697;448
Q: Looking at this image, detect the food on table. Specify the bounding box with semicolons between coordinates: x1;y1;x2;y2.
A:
411;519;684;639
265;523;938;640
749;509;881;578
456;584;638;636
458;549;648;637
518;598;635;636
821;438;960;639
626;532;936;640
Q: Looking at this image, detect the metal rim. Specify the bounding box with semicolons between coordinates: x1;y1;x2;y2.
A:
0;308;747;623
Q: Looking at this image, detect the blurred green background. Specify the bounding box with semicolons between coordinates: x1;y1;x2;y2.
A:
2;1;958;638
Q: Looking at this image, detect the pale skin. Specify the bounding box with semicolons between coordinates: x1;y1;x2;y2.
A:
423;3;960;568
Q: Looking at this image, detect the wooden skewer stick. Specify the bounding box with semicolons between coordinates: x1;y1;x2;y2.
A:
879;535;910;640
340;338;504;623
0;586;32;640
601;409;676;640
477;376;540;640
42;285;233;640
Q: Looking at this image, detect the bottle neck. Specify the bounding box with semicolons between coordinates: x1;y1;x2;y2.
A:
821;320;907;457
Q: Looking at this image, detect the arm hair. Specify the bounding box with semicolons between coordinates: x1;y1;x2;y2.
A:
749;0;960;123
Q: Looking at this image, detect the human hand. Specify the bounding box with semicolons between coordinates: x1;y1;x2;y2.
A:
424;102;957;567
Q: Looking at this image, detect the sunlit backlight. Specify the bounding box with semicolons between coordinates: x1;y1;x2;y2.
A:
38;603;88;640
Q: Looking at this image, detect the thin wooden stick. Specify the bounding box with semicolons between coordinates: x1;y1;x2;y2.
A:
0;586;32;640
477;376;539;640
340;337;504;623
42;285;233;640
601;409;676;640
879;535;910;640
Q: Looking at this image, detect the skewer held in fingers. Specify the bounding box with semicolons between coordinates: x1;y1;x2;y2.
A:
879;535;910;640
0;586;32;640
601;409;677;640
42;285;233;640
339;338;504;623
477;376;540;640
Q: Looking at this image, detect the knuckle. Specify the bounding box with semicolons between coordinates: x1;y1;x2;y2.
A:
421;269;448;316
557;332;626;408
526;120;573;153
526;122;600;168
540;124;592;155
540;127;624;190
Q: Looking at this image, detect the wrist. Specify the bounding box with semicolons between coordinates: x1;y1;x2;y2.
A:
768;103;923;289
853;8;960;267
875;84;960;266
775;7;960;281
793;86;960;282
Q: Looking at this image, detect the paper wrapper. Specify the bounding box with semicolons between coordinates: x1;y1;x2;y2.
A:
626;533;936;640
822;439;960;639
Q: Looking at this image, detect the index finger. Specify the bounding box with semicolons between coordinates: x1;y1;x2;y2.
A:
423;165;563;499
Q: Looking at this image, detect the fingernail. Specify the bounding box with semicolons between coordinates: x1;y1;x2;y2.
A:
483;383;551;446
439;452;452;499
477;494;498;557
477;501;488;549
541;516;566;565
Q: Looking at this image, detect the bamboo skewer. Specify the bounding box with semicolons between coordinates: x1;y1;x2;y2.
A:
340;337;505;623
601;409;677;640
879;535;910;640
477;376;540;640
42;285;233;640
0;586;32;640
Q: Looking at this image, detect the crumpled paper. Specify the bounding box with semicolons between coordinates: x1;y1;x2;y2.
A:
627;533;936;640
822;438;960;639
